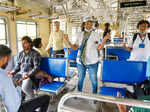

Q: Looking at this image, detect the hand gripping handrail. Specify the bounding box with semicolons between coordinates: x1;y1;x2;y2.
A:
58;92;150;112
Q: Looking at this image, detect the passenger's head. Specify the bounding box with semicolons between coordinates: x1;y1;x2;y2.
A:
54;21;60;31
21;36;32;51
95;21;99;29
81;22;85;31
33;38;42;48
85;20;93;31
104;23;110;31
83;17;93;31
144;20;150;30
137;20;149;32
0;45;11;69
122;32;125;38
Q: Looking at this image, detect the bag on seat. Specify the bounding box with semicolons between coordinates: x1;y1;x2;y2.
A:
125;80;150;99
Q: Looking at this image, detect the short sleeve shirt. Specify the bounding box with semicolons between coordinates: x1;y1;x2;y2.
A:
75;31;101;65
127;34;150;61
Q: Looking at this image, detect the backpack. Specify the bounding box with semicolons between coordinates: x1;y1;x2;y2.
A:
132;33;150;44
125;80;150;99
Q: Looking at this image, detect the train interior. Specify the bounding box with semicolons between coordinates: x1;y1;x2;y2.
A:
0;0;150;112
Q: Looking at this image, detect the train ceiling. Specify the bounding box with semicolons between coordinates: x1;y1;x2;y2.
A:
0;0;150;24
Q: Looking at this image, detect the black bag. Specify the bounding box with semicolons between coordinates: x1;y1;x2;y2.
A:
125;80;150;99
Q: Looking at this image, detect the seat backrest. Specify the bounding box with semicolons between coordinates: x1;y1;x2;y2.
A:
106;48;130;60
102;60;147;84
40;58;68;78
64;48;78;60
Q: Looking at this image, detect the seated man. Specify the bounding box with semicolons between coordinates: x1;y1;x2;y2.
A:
33;38;49;57
0;44;50;112
33;38;53;86
8;36;41;100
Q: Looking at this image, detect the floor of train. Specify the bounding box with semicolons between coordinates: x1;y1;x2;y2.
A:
40;64;102;112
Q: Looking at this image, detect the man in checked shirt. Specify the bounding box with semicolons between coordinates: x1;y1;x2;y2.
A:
8;36;41;100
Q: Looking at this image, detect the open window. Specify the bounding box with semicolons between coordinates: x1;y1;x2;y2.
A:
16;20;37;53
0;18;9;46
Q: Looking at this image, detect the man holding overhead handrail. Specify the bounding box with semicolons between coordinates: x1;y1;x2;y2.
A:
64;17;110;94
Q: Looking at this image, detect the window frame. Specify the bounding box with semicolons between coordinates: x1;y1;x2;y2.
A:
0;16;10;46
15;19;39;53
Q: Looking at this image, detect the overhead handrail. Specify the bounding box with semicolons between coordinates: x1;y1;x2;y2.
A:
58;92;150;112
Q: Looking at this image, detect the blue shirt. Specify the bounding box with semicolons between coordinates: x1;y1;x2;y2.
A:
14;49;41;77
0;68;21;112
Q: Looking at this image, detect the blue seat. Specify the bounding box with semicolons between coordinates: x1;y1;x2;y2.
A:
100;86;126;97
100;60;147;97
13;57;69;94
106;48;130;60
40;58;69;94
64;48;78;67
40;81;65;94
113;38;123;43
40;58;68;78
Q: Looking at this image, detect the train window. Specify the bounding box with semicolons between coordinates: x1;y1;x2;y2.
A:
0;18;9;45
16;20;37;52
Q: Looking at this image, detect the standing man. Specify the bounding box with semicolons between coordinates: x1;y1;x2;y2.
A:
64;17;110;94
0;44;50;112
8;36;41;100
46;21;70;58
123;20;150;61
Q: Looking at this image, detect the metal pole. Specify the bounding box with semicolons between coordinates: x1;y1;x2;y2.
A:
58;92;150;112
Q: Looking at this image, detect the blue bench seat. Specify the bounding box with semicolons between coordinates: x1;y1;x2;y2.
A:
100;60;147;97
14;57;71;94
40;81;66;94
106;48;130;60
64;48;78;67
39;58;69;94
100;86;126;97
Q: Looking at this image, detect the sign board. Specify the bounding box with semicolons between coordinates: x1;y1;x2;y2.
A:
120;1;147;8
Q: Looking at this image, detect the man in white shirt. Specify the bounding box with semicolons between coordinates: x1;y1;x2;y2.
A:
64;17;110;94
46;21;70;58
123;20;150;61
0;44;50;112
